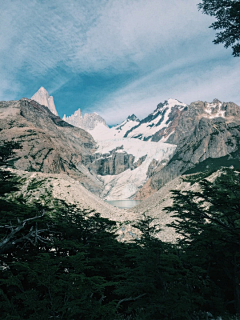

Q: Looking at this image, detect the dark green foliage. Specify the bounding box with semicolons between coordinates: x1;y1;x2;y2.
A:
184;147;240;176
165;168;240;316
1;140;240;319
114;215;200;320
0;141;21;195
198;0;240;56
0;201;124;319
0;141;21;166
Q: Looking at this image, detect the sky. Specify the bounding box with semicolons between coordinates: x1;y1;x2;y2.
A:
1;0;239;125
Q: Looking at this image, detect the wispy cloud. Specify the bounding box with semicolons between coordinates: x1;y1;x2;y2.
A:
97;58;240;124
0;0;239;124
0;0;214;76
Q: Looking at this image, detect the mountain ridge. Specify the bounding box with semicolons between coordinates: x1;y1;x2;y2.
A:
13;88;240;201
0;98;102;195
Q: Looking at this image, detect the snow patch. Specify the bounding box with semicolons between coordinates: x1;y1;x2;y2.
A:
90;120;140;141
203;102;226;119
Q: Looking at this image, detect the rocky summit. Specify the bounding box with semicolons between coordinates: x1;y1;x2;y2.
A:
31;87;59;116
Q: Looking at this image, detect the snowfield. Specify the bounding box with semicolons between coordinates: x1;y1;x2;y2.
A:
88;119;139;141
95;138;176;200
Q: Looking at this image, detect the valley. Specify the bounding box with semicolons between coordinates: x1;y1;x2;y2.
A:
1;88;240;318
2;1;240;317
2;87;240;209
1;87;240;241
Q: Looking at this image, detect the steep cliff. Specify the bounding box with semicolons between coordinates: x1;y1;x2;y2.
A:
0;99;102;194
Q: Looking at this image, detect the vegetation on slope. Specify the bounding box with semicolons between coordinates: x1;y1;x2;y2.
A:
1;141;240;319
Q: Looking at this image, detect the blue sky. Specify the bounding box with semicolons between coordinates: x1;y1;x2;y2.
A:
1;0;239;125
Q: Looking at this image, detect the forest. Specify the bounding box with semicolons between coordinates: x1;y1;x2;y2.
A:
1;142;240;320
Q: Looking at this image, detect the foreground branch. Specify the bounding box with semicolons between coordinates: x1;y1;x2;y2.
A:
116;293;147;309
0;211;48;254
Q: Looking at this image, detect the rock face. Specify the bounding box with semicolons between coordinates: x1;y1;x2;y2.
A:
31;87;58;116
86;146;148;177
86;146;135;176
0;99;102;194
136;100;240;198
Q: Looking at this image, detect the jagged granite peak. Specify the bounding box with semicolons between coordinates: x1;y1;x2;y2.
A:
31;87;58;116
63;108;107;131
63;108;83;125
212;98;222;104
113;114;140;133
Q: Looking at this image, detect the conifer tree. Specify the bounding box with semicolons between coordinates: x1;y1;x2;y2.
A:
165;168;240;316
199;0;240;56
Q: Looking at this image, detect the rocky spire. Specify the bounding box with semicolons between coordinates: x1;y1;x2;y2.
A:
31;87;58;116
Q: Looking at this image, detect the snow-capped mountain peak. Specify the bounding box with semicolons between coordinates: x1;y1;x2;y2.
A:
153;98;186;113
124;98;187;142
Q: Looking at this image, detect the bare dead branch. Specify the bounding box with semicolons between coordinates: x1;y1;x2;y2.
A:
0;210;48;254
116;293;147;308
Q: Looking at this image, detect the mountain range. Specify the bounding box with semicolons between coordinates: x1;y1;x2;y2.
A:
0;86;240;234
26;87;240;201
1;87;240;241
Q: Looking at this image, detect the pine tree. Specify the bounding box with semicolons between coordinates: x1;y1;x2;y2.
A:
199;0;240;56
165;168;240;316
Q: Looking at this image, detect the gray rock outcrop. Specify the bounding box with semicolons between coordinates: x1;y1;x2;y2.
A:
88;149;135;176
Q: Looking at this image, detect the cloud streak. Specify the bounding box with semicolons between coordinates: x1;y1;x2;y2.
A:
0;0;239;124
97;58;240;124
0;0;214;75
